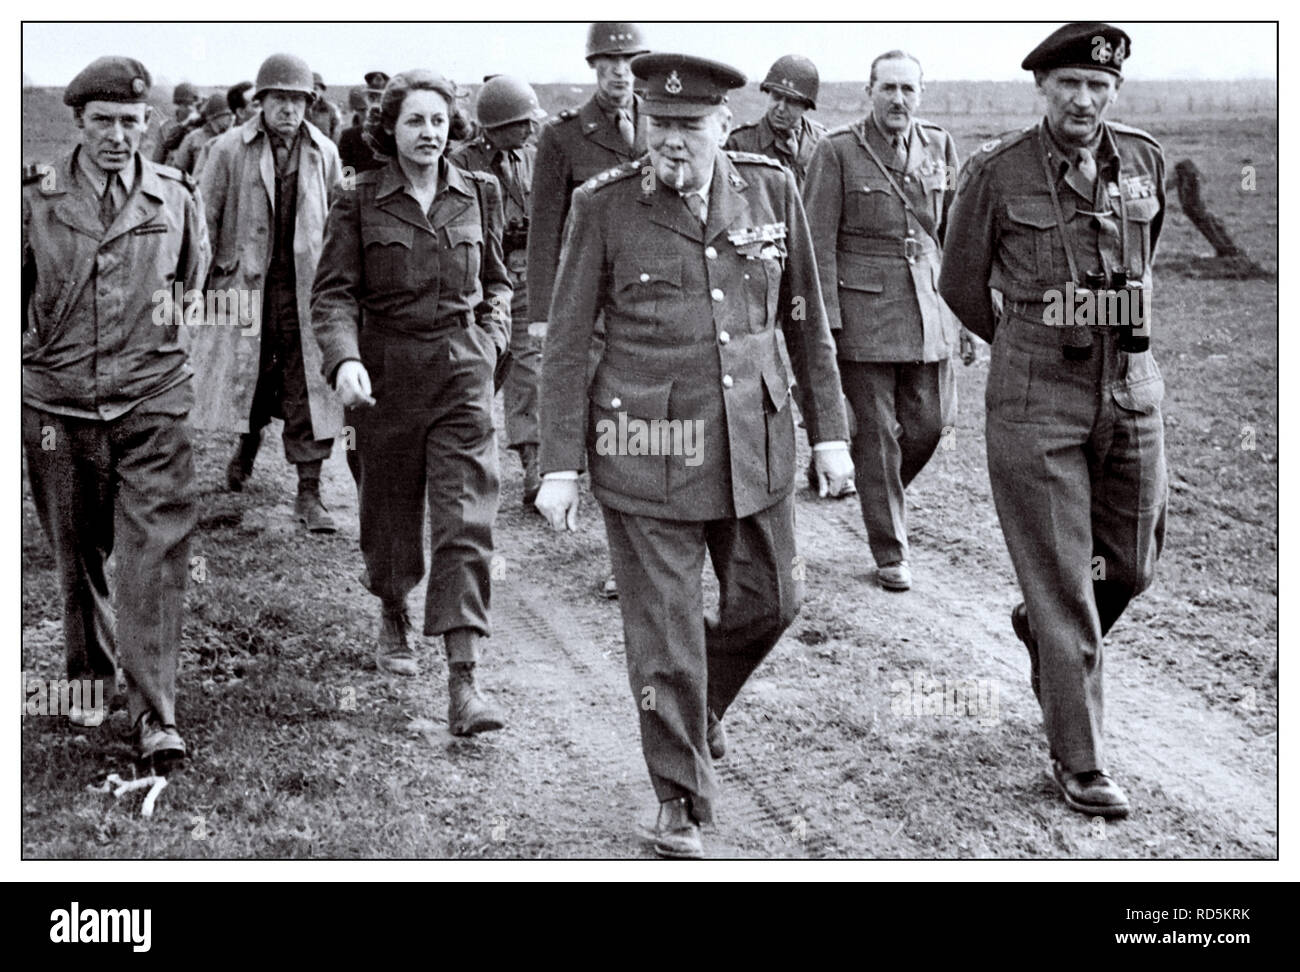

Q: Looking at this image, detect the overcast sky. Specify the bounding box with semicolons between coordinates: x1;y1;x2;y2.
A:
22;20;1277;87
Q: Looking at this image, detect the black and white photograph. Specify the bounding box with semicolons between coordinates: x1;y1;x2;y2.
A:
15;14;1280;881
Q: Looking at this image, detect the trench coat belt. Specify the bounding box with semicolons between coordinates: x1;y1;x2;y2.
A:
837;233;936;261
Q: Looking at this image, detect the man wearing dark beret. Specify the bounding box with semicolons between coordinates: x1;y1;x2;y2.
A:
940;23;1168;820
23;56;210;767
535;52;854;858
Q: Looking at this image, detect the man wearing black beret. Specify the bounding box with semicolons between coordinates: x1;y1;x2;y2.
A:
940;23;1168;820
23;56;210;767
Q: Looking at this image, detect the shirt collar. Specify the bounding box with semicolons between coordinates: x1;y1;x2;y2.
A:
1043;119;1115;173
75;144;136;195
677;158;715;206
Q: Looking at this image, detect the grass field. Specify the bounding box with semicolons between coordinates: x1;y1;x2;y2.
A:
20;84;1277;859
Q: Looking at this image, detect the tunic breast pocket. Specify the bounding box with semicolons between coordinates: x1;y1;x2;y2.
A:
444;221;483;295
742;246;785;333
614;257;682;326
1121;195;1160;278
1004;195;1066;282
362;221;414;293
846;182;896;231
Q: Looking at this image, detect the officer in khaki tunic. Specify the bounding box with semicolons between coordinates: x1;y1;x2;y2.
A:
529;21;650;598
939;23;1168;819
535;54;853;858
725;54;826;189
452;76;547;507
804;51;965;591
23;57;210;765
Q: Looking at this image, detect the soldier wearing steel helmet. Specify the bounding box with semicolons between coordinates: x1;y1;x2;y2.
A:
307;71;342;143
452;75;548;508
23;56;210;766
190;53;345;532
725;54;827;189
152;79;202;164
173;92;234;175
529;21;651;599
939;22;1168;821
535;52;853;859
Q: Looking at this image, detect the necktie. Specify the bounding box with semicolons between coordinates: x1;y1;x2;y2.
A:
778;128;799;163
616;108;635;150
99;174;119;229
683;190;707;226
1075;147;1097;187
894;134;908;168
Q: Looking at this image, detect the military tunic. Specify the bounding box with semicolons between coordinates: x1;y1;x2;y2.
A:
539;151;849;822
452;137;541;449
803;115;962;566
22;148;210;728
724;113;826;188
938;120;1169;774
527;95;646;324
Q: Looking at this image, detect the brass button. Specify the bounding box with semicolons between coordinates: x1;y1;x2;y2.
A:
711;289;724;302
705;246;718;260
907;228;916;237
718;330;730;344
639;272;650;282
722;374;733;388
611;397;621;408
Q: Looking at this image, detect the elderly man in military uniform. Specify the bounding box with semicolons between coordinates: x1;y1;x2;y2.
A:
23;57;210;765
939;23;1167;819
152;80;201;165
190;53;344;532
529;21;651;597
172;92;234;175
535;54;853;858
726;55;826;188
452;76;547;508
803;50;965;592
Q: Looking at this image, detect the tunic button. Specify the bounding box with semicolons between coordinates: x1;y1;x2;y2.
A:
907;228;916;237
705;246;718;260
711;288;724;301
718;330;730;344
611;397;621;408
639;273;650;282
722;374;734;388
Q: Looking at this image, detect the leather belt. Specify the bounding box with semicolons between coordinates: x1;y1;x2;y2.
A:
838;234;935;263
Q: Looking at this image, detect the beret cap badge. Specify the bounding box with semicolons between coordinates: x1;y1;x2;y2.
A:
665;70;683;95
132;77;145;95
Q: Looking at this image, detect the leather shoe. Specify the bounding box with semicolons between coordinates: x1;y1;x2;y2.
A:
654;797;703;859
707;709;727;760
135;711;186;764
601;574;619;599
877;560;912;591
1050;759;1131;819
376;603;418;676
1011;603;1041;701
226;450;253;492
448;662;506;736
295;489;337;533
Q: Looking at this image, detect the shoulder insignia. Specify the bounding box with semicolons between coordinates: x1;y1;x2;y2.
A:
1107;120;1163;149
974;127;1034;160
825;124;857;140
581;160;641;192
556;107;580;122
155;163;198;192
725;150;783;169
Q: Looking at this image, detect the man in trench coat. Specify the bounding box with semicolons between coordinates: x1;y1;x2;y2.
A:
190;53;344;531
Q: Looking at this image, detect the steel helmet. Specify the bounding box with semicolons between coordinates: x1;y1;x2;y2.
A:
760;54;820;109
476;75;546;129
254;53;317;103
172;81;200;105
585;22;649;61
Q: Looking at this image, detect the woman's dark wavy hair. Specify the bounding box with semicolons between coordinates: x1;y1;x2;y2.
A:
363;69;460;159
